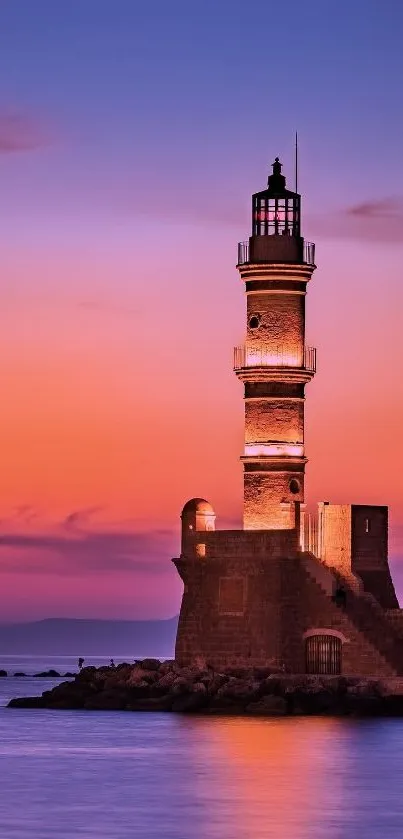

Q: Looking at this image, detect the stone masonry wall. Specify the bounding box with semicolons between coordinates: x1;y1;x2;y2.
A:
244;398;304;444
174;554;283;669
320;504;352;575
174;531;401;676
246;292;305;361
244;473;302;529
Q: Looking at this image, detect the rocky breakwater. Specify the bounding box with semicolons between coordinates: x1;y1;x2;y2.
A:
8;659;403;715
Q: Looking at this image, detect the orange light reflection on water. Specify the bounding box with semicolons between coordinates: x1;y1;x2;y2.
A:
181;716;350;839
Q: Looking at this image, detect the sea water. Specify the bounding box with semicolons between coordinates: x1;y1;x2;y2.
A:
1;656;403;838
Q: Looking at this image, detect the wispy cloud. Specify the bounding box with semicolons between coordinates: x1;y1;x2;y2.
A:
346;198;402;220
63;507;105;532
0;508;176;576
0;505;40;528
311;196;403;244
0;110;50;153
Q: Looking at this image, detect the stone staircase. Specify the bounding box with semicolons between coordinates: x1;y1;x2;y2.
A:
301;552;403;676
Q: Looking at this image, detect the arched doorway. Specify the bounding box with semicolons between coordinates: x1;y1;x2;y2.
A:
305;634;342;675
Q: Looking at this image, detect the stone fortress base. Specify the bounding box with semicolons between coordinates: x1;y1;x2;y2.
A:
174;499;403;677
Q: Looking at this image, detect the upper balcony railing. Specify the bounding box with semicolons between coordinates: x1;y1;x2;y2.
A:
237;239;315;266
234;344;316;374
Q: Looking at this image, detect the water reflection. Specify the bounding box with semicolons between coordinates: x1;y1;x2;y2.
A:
183;717;347;839
1;707;403;839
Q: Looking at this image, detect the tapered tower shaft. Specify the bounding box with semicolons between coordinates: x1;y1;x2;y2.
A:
235;158;316;530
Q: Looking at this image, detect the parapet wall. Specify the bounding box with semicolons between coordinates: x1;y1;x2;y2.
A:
183;527;297;559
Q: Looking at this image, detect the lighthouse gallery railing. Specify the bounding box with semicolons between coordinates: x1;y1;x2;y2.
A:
237;240;315;266
234;344;316;374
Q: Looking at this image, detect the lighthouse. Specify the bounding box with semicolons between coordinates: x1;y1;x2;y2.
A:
234;157;316;530
173;155;402;678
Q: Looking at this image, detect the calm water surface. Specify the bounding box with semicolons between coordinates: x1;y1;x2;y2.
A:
1;657;403;838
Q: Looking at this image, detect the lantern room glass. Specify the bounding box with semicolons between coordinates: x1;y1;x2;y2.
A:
252;193;300;237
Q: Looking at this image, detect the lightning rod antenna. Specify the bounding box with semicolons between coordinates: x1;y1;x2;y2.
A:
295;131;298;193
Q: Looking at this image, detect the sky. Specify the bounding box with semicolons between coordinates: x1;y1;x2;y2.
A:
0;0;403;621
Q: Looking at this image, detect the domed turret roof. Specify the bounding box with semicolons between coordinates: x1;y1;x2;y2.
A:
181;498;214;515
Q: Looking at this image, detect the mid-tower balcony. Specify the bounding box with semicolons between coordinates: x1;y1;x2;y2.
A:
237;239;315;266
234;343;316;383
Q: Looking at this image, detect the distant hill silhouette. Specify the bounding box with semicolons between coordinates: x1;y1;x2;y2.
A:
0;617;178;656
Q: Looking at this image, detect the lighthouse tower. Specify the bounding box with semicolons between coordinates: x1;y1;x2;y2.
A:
234;157;316;530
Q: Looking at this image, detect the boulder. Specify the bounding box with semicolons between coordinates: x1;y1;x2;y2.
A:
139;670;160;685
8;696;45;708
216;678;260;705
246;695;287;716
207;694;244;714
205;674;228;695
76;666;98;682
126;666;149;686
172;666;207;682
171;677;191;696
84;689;128;711
0;669;7;677
34;670;61;678
346;679;384;697
157;672;177;690
159;660;176;674
127;694;173;712
139;658;161;671
171;691;208;712
253;666;274;681
344;681;387;716
39;679;97;710
126;680;152;699
223;666;254;680
257;676;283;697
105;665;132;684
291;689;339;715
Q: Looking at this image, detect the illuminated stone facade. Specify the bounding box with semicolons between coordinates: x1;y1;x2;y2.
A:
173;159;403;676
236;262;315;530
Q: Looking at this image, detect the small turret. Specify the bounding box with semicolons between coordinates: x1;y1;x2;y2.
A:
181;498;215;556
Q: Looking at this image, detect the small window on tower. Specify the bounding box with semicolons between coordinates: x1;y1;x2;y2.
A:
219;577;245;615
365;518;370;533
249;314;261;330
289;479;300;495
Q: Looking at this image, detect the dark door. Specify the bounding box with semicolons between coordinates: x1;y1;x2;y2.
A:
305;634;342;675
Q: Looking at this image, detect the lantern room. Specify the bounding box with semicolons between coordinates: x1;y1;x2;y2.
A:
252;158;300;238
238;157;314;266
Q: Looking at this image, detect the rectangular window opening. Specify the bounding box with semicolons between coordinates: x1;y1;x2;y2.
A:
218;577;245;615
